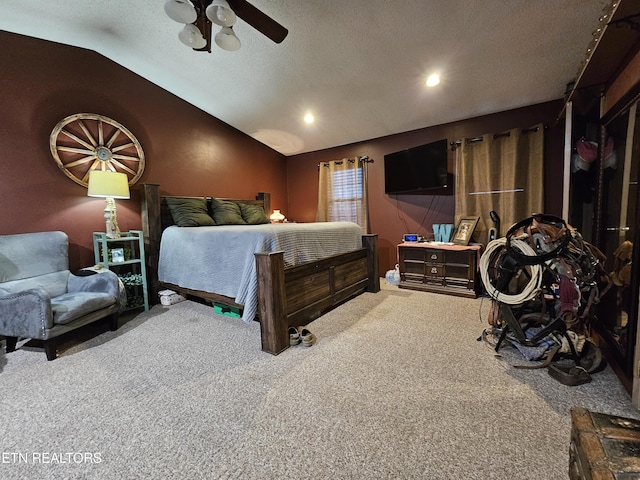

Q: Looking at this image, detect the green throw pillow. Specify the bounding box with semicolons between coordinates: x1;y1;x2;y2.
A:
239;203;269;225
165;197;216;227
210;198;247;225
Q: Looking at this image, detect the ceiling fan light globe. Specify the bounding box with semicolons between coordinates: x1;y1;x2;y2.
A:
215;26;241;51
206;0;236;27
191;35;207;49
179;24;206;49
164;0;197;24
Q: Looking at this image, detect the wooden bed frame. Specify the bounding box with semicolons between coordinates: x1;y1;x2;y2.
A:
140;184;380;355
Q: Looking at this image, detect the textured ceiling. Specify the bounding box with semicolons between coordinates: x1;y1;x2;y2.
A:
0;0;609;155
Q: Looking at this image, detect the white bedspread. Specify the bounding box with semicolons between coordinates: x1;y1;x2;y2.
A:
158;222;363;322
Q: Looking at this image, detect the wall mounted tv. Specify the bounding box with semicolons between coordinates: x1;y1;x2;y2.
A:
384;139;452;195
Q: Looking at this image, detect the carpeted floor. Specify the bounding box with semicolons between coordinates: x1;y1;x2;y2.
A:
0;284;637;479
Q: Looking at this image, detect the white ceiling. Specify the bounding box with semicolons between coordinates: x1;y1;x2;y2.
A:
0;0;609;155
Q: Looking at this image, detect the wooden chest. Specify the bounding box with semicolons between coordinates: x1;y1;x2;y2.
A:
570;407;640;479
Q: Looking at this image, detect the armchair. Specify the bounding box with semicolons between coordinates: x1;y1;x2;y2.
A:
0;231;121;360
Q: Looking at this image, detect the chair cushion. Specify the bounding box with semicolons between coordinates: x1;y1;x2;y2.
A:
0;231;69;282
51;292;116;325
0;270;70;299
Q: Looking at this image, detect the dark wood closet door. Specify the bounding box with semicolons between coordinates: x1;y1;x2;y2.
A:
596;102;640;386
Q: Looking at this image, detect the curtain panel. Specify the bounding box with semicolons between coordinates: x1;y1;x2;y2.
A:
316;157;369;233
455;124;544;241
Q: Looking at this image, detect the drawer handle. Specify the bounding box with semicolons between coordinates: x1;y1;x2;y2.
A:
430;254;438;260
430;267;438;274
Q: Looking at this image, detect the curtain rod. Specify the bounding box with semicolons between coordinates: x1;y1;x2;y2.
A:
450;125;543;150
318;155;374;168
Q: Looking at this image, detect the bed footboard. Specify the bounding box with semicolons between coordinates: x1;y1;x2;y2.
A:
256;234;379;355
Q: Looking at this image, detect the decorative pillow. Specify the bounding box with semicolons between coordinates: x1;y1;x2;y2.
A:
165;197;215;227
239;203;269;225
210;198;247;225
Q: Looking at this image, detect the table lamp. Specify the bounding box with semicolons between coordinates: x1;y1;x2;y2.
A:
270;209;285;223
87;171;130;238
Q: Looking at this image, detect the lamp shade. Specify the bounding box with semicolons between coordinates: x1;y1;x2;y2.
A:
164;0;197;23
270;209;285;223
206;0;237;27
179;24;207;49
215;26;241;51
87;171;130;199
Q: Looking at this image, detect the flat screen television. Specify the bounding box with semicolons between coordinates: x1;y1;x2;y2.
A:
384;139;452;195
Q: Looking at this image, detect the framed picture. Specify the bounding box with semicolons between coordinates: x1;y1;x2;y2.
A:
110;247;125;263
452;216;480;245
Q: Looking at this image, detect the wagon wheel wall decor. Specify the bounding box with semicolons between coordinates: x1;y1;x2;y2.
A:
50;113;145;188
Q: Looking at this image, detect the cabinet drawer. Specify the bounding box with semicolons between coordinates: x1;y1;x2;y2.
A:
446;250;473;265
425;265;444;277
403;262;425;275
402;273;425;284
444;264;472;279
402;248;425;262
445;277;473;289
425;249;444;263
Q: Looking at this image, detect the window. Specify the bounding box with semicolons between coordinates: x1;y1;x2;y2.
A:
316;157;369;232
329;167;363;222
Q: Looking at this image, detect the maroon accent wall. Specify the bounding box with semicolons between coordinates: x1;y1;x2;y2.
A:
286;101;565;273
2;31;566;277
0;31;286;270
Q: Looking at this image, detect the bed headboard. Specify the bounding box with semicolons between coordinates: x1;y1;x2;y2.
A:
140;183;271;300
141;183;271;233
158;193;270;232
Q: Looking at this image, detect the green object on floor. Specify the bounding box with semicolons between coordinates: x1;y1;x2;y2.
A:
213;302;242;318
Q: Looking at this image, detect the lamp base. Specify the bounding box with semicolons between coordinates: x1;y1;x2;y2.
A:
104;197;121;239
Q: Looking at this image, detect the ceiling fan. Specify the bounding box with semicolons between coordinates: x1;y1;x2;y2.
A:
164;0;288;53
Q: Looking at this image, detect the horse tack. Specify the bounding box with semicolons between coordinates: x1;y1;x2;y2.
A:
481;214;612;377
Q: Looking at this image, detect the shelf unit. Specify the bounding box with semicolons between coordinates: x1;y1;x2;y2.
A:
93;230;149;311
397;243;481;298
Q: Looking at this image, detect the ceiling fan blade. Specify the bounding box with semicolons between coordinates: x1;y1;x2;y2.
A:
228;0;288;44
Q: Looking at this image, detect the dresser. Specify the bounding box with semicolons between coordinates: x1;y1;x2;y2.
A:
397;242;482;298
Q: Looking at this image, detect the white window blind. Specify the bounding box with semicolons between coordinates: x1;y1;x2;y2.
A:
316;157;369;233
329;167;363;222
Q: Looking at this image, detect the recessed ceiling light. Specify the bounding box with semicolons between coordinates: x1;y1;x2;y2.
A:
426;74;440;87
304;112;315;124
